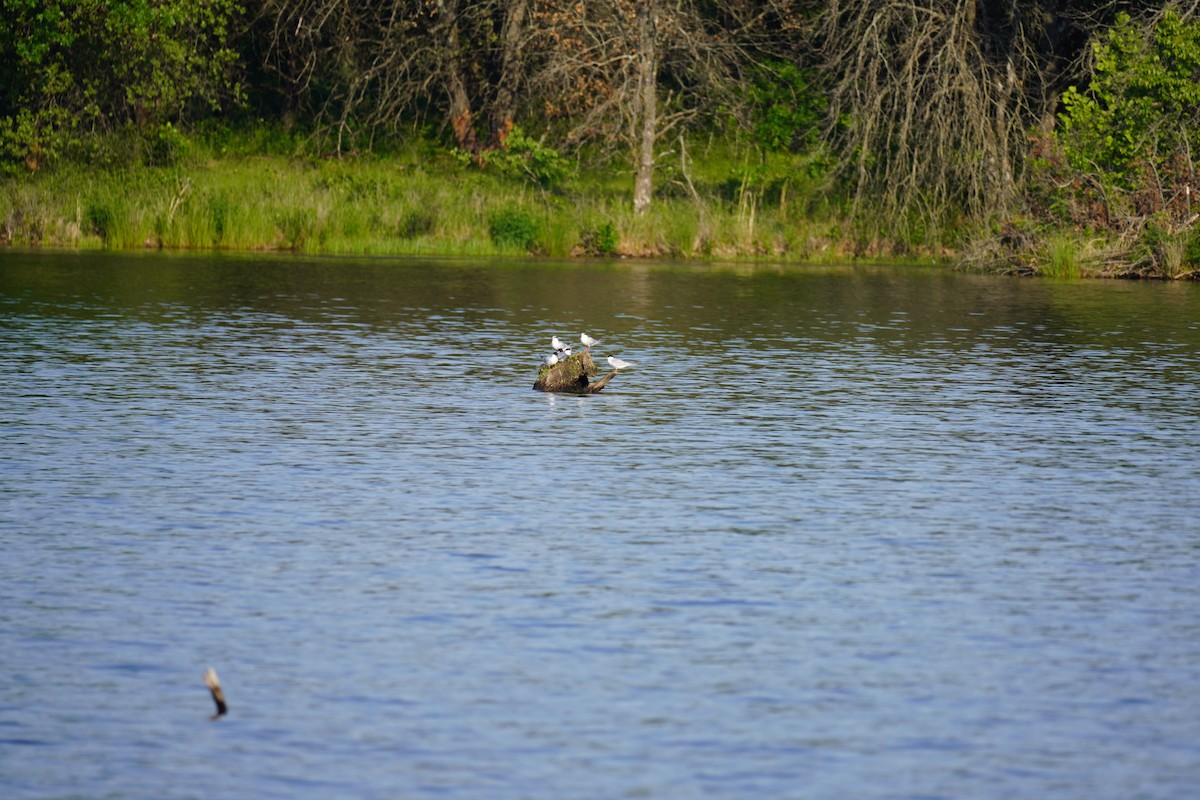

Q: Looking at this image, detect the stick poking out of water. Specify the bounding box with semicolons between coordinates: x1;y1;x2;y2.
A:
204;667;227;719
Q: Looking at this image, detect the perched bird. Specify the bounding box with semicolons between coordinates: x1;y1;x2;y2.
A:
580;333;597;349
560;346;573;357
607;356;636;371
542;353;559;367
551;336;568;352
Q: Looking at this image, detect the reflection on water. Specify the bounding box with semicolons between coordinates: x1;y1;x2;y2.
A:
2;251;1199;799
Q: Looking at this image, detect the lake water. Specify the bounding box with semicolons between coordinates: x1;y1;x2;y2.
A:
2;250;1199;799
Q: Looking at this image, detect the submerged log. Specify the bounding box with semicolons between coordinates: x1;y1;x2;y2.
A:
533;350;618;394
204;667;227;719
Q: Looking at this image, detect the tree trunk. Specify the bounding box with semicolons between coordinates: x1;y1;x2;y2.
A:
632;1;658;216
533;351;618;394
437;0;479;154
488;0;529;149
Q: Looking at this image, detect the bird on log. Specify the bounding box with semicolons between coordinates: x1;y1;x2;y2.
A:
533;333;634;394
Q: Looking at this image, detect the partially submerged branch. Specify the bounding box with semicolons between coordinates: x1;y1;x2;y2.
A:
204;667;227;719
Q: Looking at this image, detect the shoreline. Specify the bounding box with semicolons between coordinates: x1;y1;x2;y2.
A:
0;153;891;263
1;154;1194;279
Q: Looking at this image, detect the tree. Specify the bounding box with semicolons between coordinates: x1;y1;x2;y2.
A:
486;0;530;148
531;0;771;213
813;0;1169;231
1040;5;1200;245
1059;9;1200;188
820;1;1028;227
253;0;533;155
632;2;659;215
0;0;242;169
251;1;433;151
435;0;481;153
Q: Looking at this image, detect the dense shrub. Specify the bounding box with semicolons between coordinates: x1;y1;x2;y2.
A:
473;126;571;189
488;206;540;250
85;201;115;243
745;60;825;154
580;221;619;256
0;0;242;171
1058;12;1200;189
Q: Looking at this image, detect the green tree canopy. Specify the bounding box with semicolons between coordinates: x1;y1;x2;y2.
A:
0;0;242;167
1059;10;1200;188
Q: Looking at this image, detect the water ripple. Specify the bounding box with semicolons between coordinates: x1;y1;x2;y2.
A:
2;253;1199;799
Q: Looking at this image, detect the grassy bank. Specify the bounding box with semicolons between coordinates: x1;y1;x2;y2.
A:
5;136;1196;278
0;133;936;263
964;219;1200;280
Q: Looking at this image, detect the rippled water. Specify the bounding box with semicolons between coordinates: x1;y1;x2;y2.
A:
2;251;1199;799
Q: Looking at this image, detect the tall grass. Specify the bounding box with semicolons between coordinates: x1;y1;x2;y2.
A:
1040;233;1084;280
1;134;877;261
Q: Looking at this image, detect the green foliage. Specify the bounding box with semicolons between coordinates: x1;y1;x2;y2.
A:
276;208;313;250
145;122;190;166
1135;217;1200;277
745;60;826;153
207;191;229;244
1059;11;1200;186
581;221;619;256
314;170;395;201
473;126;571;189
0;0;243;171
84;200;116;244
488;206;540;250
1189;228;1200;268
1041;233;1083;280
396;209;437;239
0;109;59;174
538;214;577;258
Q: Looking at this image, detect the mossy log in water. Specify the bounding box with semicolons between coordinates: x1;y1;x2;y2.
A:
533;350;618;394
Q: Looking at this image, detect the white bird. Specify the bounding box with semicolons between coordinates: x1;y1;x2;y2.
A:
607;356;636;371
551;336;568;352
580;333;597;349
542;353;559;367
560;345;573;357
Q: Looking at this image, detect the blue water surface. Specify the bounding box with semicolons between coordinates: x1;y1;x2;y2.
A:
2;251;1199;799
